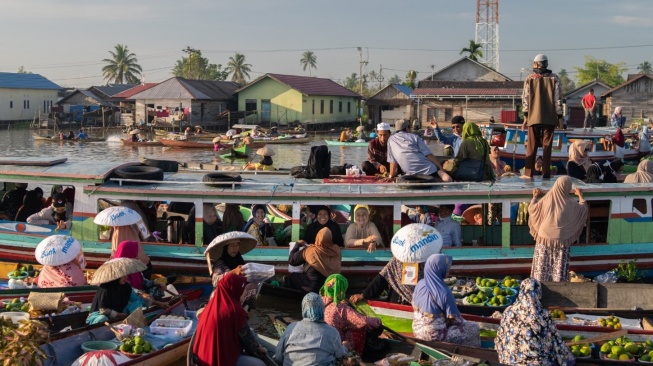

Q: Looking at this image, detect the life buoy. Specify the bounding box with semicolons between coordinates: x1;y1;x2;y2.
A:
396;174;437;189
202;173;242;187
114;166;164;182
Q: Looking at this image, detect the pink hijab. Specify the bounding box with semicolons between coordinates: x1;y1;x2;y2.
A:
114;240;144;290
37;260;87;288
528;176;589;246
568;140;592;171
624;160;653;183
111;225;149;265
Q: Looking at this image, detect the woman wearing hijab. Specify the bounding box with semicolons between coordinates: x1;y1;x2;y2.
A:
287;227;341;294
611;106;625;128
495;278;575;366
638;126;651;157
27;193;72;230
320;274;383;357
110;223;152;279
452;121;494;181
114;241;165;299
344;205;383;252
350;257;425;305
612;128;626;160
412;254;480;346
528;176;588;282
301;206;344;247
566;140;592;181
207;235;259;310
191;273;267;366
624;159;653;183
274;292;349;366
243;204;272;246
37;252;87;288
223;203;245;232
187;203;222;245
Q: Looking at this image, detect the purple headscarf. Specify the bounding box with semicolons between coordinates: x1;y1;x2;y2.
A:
412;254;459;318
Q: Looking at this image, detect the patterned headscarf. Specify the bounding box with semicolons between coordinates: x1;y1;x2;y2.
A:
495;278;574;366
412;254;458;318
461;122;488;154
301;292;325;322
319;274;348;304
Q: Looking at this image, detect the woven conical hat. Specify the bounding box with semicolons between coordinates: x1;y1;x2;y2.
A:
89;258;147;285
256;147;275;157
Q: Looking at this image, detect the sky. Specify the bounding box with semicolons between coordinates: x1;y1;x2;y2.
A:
1;0;652;88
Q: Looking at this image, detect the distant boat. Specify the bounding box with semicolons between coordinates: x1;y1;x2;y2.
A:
325;139;368;147
32;133;106;143
120;139;164;147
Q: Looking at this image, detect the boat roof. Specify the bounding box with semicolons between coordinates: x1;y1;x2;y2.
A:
83;169;651;203
0;158;135;184
232;124;262;130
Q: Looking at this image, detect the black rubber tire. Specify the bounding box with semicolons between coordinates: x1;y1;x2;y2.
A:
141;157;179;172
396;174;437;189
114;165;164;182
202;173;242;187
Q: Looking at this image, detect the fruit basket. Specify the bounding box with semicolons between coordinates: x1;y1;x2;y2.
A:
485;297;513;308
599;352;635;362
462;295;487;306
7;271;28;280
120;345;157;358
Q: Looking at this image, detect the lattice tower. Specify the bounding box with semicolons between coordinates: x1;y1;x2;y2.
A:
475;0;500;71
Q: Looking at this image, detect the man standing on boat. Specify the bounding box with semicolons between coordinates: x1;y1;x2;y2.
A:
431;116;465;156
386;119;452;182
521;54;563;179
362;122;392;176
581;88;596;131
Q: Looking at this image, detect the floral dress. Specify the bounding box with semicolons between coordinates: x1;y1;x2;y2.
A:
322;296;381;354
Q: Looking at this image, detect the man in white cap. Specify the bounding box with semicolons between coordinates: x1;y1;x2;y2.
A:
521;54;562;179
362;122;393;176
386;119;452;182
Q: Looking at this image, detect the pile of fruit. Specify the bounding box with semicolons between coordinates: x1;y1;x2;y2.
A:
568;335;592;358
475;277;498;288
599;336;638;361
119;336;153;356
501;276;520;289
549;309;567;320
464;290;488;305
597;315;622;329
1;298;30;312
638;340;653;362
7;270;28;279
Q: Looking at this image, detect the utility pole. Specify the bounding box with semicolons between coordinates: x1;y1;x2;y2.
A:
357;47;368;123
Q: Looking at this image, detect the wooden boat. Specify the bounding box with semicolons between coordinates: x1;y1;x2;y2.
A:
40;299;194;366
2;157;653;278
215;134;313;145
325;139;369;147
120;139;164;147
217;144;249;159
160;137;224;150
32;133;106;143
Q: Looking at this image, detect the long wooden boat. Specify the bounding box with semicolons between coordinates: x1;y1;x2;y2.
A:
32;133;106;143
40;300;194;366
159;137;225;150
120;139;164;147
325;139;369;147
216;134;313;145
1;158;653;279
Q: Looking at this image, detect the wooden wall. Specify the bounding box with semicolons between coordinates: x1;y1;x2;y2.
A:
604;77;653;120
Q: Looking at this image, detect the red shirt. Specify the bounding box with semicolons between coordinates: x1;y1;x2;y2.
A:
581;93;596;110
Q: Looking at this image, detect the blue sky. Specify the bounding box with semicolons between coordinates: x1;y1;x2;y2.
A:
1;0;652;87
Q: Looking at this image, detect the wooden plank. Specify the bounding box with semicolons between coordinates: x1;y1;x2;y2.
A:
0;157;67;166
541;282;598;308
599;283;653;308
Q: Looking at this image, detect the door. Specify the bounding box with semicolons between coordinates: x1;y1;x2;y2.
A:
261;100;271;123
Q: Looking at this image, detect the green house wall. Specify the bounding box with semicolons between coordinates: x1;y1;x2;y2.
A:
237;77;358;125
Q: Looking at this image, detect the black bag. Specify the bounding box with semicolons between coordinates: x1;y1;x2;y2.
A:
290;166;307;178
454;142;488;182
305;145;331;179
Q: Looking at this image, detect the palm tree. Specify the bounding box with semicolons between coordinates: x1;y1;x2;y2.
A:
404;70;417;89
101;44;142;84
225;53;252;85
637;61;653;74
460;40;483;62
300;51;317;77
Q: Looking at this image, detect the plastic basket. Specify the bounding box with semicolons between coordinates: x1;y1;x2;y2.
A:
7;271;28;280
0;312;29;324
81;341;118;353
150;318;193;338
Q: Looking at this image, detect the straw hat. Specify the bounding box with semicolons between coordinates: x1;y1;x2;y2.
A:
462;205;483;225
356;126;364;132
35;235;82;266
205;231;257;259
212;136;222;143
390;223;443;263
89;258;147;285
256;147;275;157
129;129;141;135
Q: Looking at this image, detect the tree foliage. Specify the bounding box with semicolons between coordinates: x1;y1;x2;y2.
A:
637;61;652;74
388;74;402;84
172;50;228;81
558;69;576;94
404;70;417;89
102;44;142;84
225;53;252;85
460;40;483;62
573;56;626;87
17;66;32;74
300;51;317;77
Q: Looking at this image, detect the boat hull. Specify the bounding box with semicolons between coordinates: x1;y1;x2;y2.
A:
120;139;163;147
325;139;368;147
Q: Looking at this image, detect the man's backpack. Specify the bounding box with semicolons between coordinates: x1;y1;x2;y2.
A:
290;145;331;179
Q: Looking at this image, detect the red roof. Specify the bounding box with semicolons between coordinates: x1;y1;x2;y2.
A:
112;83;158;99
240;73;361;98
412;88;521;96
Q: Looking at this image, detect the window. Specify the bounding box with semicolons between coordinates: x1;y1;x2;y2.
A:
44;101;46;110
27;100;29;109
312;100;315;115
245;99;256;112
9;101;12;108
23;100;26;109
320;100;324;114
329;100;333;114
339;101;342;113
634;198;647;215
347;101;351;113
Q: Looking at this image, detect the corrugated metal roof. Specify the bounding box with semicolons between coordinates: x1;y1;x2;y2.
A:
417;80;523;89
130;78;238;100
238;73;361;98
411;88;522;96
602;74;653;98
56;89;115;107
0;72;61;90
92;84;138;98
112;83;158;99
392;83;413;97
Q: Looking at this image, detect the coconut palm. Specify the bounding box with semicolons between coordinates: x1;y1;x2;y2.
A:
404;70;417;89
225;53;252;85
300;51;317;77
101;44;142;84
460;40;483;62
637;61;652;74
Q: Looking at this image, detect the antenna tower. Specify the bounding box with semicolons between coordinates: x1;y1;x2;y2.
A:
475;0;499;71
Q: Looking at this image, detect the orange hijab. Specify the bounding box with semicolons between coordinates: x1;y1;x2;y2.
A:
303;228;341;277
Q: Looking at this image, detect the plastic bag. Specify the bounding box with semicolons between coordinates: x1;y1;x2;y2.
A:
242;262;275;283
593;269;618;283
